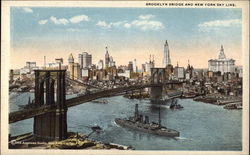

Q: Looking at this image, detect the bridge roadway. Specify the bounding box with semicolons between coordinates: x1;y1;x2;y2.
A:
9;82;183;124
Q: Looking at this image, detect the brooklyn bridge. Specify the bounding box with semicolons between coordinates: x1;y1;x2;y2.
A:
9;68;184;141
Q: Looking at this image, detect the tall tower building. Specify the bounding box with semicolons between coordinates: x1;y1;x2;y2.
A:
218;45;226;59
163;40;171;67
105;47;110;68
133;59;137;73
128;61;133;71
73;63;80;80
78;54;83;69
82;52;92;68
98;60;104;70
208;45;235;74
68;53;74;80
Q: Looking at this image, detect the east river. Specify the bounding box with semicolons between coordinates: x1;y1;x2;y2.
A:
9;92;242;150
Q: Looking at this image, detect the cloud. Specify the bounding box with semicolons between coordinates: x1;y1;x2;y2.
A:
69;15;89;23
198;19;241;33
112;21;127;26
124;23;131;28
50;16;69;25
96;21;111;28
96;15;164;31
198;19;241;28
38;19;48;25
129;20;164;30
138;14;155;20
66;28;80;32
96;20;127;29
22;7;33;13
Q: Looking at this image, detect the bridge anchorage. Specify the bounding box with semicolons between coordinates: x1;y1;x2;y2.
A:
33;69;67;141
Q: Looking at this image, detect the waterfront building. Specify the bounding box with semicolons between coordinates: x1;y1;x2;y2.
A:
82;68;89;80
55;58;63;64
145;62;154;73
24;61;37;74
109;56;116;67
117;70;131;79
96;69;105;81
185;60;194;80
235;66;243;78
9;69;14;82
45;58;66;70
73;63;81;80
20;68;31;75
82;52;92;68
165;64;174;79
174;63;185;79
133;59;138;73
174;67;185;79
142;54;155;76
12;69;20;80
20;62;39;76
78;54;83;69
208;45;235;74
68;53;74;80
141;64;146;72
105;47;110;68
118;65;128;71
163;40;171;67
45;63;59;68
128;61;133;71
26;62;36;68
98;60;104;70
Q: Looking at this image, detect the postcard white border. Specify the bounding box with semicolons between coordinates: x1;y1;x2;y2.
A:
1;1;249;155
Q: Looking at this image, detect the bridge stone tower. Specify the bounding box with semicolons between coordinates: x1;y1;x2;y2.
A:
33;70;67;141
150;68;167;103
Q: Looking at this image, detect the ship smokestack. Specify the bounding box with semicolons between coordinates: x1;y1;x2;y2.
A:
135;104;139;118
139;115;143;123
28;97;31;105
158;107;161;127
145;115;149;124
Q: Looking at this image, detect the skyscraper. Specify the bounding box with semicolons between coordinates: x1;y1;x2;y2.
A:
98;60;104;70
208;45;235;74
78;54;83;68
128;61;133;71
82;52;92;68
163;40;171;67
133;59;137;72
68;53;74;79
105;47;110;68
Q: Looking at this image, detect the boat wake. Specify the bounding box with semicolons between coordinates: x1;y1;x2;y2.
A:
175;136;192;141
113;121;120;127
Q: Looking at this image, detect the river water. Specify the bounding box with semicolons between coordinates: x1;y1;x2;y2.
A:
9;92;242;150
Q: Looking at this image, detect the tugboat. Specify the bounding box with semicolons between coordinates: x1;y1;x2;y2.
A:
18;97;37;110
169;99;183;109
115;104;180;137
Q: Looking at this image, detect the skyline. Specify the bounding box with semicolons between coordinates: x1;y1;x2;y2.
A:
10;7;242;69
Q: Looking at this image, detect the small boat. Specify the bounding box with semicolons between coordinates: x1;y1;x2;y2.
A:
91;125;102;131
170;99;183;109
92;99;108;104
18;97;37;110
182;92;196;98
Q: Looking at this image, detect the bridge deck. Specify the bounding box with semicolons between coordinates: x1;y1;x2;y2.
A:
9;82;183;123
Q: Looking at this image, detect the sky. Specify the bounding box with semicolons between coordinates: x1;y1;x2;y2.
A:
10;7;242;69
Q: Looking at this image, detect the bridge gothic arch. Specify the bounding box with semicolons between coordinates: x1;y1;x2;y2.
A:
33;70;67;141
150;68;167;102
